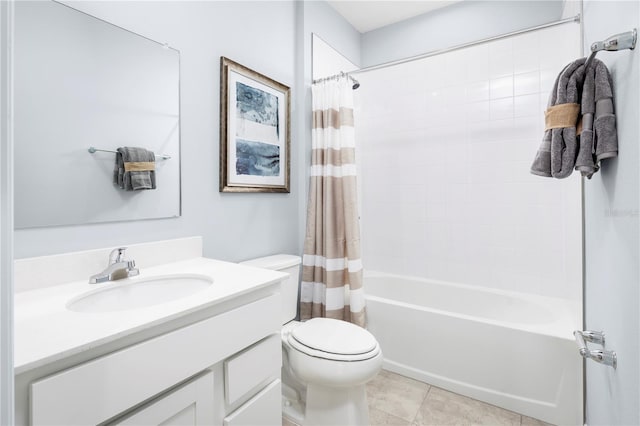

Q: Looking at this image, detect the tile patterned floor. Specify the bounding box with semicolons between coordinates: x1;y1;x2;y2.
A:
283;369;554;426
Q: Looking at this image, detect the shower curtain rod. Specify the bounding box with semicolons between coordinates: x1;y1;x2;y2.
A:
312;71;361;90
348;14;581;77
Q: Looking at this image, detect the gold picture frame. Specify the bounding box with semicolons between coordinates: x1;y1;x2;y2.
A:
219;57;291;193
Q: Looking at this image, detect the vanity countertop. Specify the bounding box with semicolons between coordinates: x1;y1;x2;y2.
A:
14;257;287;374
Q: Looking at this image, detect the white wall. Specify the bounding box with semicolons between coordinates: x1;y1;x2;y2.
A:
14;1;299;261
312;34;358;81
356;22;583;300
0;1;14;423
360;0;564;68
582;1;639;424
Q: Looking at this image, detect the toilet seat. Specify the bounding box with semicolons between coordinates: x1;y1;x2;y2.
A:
288;318;381;362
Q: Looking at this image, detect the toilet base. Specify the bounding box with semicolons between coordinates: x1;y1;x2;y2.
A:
303;383;370;426
282;382;305;425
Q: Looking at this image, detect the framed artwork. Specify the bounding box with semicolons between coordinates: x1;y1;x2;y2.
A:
219;57;291;193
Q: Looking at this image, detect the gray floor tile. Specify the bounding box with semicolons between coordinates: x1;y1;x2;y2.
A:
522;415;555;426
282;417;299;426
287;369;547;426
369;407;413;426
414;386;521;426
367;370;431;422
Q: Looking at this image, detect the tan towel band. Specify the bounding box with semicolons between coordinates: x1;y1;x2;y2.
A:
124;161;155;172
544;103;580;130
576;117;583;136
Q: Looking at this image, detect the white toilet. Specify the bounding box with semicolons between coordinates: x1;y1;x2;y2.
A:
241;254;383;426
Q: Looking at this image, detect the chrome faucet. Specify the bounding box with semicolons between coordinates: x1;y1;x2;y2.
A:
89;247;140;284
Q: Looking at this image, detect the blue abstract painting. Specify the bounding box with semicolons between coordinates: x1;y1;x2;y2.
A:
236;82;279;138
235;139;280;176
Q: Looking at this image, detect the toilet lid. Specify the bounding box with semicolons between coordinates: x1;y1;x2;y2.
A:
290;318;378;356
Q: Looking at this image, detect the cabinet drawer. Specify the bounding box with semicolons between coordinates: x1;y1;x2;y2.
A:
225;334;281;405
223;380;281;426
31;293;280;426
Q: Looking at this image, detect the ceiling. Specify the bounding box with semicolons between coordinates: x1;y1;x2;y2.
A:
327;1;463;33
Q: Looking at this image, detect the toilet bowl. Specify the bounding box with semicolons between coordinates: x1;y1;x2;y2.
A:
240;255;383;426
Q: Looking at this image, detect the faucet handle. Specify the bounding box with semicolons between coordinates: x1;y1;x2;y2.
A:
109;247;128;264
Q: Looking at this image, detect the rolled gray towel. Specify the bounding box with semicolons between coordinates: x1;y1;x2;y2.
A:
575;58;617;178
113;147;156;191
530;64;567;177
549;59;584;178
593;61;618;162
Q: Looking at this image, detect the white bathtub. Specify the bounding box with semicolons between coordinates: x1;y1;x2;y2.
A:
365;272;583;425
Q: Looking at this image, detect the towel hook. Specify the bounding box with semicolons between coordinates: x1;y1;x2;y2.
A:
584;28;637;71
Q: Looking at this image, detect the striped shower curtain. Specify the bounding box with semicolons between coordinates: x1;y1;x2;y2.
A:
300;77;365;327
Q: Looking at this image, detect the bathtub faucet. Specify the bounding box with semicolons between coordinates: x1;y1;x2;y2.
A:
573;330;617;369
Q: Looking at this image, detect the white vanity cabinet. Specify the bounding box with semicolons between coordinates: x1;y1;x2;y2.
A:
20;291;283;426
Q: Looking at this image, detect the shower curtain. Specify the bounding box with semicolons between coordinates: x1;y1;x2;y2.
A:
300;77;365;327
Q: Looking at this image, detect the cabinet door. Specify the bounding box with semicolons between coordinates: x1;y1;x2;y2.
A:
113;371;214;426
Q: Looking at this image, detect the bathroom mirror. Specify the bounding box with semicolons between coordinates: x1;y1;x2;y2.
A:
13;1;181;229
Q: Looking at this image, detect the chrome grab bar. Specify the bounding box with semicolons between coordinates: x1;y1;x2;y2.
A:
574;330;617;369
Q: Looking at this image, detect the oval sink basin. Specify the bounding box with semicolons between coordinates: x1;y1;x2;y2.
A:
67;274;213;313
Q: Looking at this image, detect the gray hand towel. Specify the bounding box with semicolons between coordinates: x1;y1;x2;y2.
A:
113;147;156;191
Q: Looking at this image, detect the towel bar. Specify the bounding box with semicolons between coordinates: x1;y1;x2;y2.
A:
88;146;171;161
573;330;617;368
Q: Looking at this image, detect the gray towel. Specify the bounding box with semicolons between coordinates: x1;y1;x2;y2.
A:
113;147;156;191
531;58;585;178
575;59;618;178
531;58;617;179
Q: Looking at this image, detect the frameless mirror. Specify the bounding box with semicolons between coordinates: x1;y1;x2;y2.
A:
14;1;181;229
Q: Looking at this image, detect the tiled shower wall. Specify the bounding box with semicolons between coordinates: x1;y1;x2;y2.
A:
355;24;582;300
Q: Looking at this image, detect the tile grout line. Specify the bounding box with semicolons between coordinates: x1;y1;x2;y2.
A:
410;384;432;425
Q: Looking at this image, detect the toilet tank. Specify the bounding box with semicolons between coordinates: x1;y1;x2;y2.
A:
240;254;301;324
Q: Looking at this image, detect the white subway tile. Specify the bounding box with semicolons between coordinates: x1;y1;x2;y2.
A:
464;44;489;82
514;71;540;96
465;81;489;103
443;85;467;105
467;121;492;142
514;93;540;117
488;116;515;139
355;24;580;298
514;47;540;75
489;37;513;56
465;101;491;123
489;53;514;78
540;67;558;93
490;75;514;99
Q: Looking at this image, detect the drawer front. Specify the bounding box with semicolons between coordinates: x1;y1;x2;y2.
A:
223;380;281;426
225;334;281;405
31;293;280;426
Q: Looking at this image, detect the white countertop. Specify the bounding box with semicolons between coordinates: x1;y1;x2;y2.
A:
14;257;287;374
